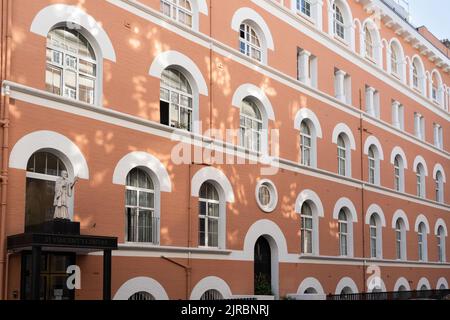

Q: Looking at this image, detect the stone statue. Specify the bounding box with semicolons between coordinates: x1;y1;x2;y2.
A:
53;170;78;220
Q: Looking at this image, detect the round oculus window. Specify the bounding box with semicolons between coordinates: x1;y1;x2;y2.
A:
255;179;278;213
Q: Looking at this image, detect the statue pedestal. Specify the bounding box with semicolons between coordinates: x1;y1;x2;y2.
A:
27;219;80;235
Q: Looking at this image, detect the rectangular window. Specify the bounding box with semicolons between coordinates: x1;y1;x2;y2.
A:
368;158;375;184
45;65;62;96
370;226;377;258
297;0;311;17
396;230;402;259
394;166;400;192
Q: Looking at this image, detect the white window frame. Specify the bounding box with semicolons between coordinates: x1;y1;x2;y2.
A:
297;0;312;17
160;0;194;28
333;4;345;40
369;214;382;259
437;226;446;263
435;171;444;203
395;219;406;260
337;135;348;177
416;164;426;198
198;183;220;248
239;99;263;153
301;203;314;255
300;122;312;167
239;23;262;62
46;27;97;105
255;179;278;213
338;210;349;256
368;147;376;185
125;168;158;244
417;223;427;262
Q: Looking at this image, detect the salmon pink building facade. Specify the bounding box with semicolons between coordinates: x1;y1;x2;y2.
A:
0;0;449;300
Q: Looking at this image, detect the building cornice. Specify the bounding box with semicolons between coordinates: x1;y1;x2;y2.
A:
3;80;450;213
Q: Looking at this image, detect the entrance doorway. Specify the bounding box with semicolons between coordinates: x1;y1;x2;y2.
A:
254;236;272;295
21;252;75;300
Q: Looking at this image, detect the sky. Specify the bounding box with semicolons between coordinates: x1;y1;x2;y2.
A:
408;0;450;40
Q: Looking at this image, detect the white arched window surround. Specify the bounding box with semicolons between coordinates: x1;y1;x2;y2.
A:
190;276;232;300
435;218;447;263
392;209;409;260
417;277;431;291
112;151;172;244
433;163;446;203
332;123;356;177
333;197;357;257
149;50;208;135
365;204;386;259
360;18;382;67
297;277;325;295
327;0;355;49
364;136;384;186
294;108;323;168
231;8;274;64
113;277;169;300
436;277;448;290
414;214;430;261
160;0;208;31
30;4;117;107
388;38;406;82
413;156;428;198
390;147;408;193
296;189;324;256
394;277;411;292
232;84;275;155
410;55;426;94
335;277;359;294
429;69;444;105
191;167;235;249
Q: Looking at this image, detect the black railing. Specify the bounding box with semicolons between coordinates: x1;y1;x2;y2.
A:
328;289;450;301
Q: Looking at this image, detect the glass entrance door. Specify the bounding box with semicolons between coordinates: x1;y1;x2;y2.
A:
21;252;75;300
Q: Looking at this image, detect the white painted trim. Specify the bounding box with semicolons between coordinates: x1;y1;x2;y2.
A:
434;218;448;237
413;156;429;176
195;0;208;15
255;179;278;213
414;214;430;234
243;219;288;258
190;276;232;300
361;18;382;67
30;4;116;62
365;204;386;227
390;146;408;169
363;136;384;160
112;151;172;192
231;7;275;51
391;209;410;231
4;82;450;213
295;189;324;217
113;276;169;300
432;163;446;182
297;277;325;295
367;277;386;293
191;167;235;203
335;277;358;294
332;123;356;150
231;83;275;121
332;197;357;222
9;130;89;179
393;277;411;291
149;50;208;96
436;277;448;290
416;277;431;290
294;108;323;138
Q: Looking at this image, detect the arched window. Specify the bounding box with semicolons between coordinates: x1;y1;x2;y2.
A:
416;163;426;198
239;98;263;152
301;202;313;254
369;214;382;259
128;291;155;300
160;68;193;131
393;155;405;192
364;27;374;59
200;289;223;300
199;182;220;248
160;0;193;28
46;26;97;104
431;73;439;103
125;168;157;243
411;57;425;94
435;171;444;203
395;219;406;260
25;151;68;231
437;226;446;263
368;146;376;184
300;121;312;166
338;209;349;256
391;44;399;76
239;23;262;62
412;64;419;89
333;4;345;40
337;134;347;176
418;222;427;261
